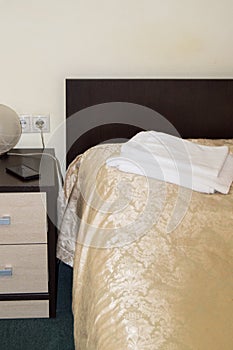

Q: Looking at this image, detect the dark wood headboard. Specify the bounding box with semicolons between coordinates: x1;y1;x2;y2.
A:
66;79;233;166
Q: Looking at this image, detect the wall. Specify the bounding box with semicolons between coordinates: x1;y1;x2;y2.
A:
0;0;232;170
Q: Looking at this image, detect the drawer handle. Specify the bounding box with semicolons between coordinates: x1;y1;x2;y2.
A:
0;266;13;277
0;216;11;225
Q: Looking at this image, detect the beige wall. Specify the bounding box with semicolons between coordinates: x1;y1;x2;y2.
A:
0;0;233;169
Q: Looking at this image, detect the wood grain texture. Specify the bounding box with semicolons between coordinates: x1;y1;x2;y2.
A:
0;192;47;244
0;300;49;319
0;149;58;318
0;244;48;294
66;79;233;165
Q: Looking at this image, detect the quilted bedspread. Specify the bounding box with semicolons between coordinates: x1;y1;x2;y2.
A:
57;139;233;350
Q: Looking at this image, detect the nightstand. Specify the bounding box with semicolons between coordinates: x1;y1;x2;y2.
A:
0;149;58;318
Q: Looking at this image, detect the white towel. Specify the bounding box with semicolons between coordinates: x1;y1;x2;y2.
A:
106;131;233;194
121;131;229;177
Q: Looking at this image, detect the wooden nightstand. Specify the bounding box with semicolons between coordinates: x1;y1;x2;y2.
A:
0;149;58;318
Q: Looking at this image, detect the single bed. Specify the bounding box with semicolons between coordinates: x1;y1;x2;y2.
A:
57;79;233;350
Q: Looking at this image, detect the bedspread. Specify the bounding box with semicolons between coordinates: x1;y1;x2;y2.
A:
57;139;233;350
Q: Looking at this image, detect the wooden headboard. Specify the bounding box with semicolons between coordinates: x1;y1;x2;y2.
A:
66;79;233;166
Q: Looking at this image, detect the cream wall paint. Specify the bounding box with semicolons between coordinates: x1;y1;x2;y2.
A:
0;0;233;170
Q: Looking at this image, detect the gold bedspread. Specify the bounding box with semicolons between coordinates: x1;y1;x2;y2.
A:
57;140;233;350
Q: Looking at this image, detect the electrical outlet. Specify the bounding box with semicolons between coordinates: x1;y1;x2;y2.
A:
19;115;31;133
31;115;50;133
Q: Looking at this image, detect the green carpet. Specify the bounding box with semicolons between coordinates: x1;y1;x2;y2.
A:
0;262;75;350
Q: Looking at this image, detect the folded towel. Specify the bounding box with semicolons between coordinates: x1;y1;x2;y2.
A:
121;131;229;177
106;132;233;194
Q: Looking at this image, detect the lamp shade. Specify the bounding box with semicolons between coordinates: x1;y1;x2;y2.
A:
0;104;22;155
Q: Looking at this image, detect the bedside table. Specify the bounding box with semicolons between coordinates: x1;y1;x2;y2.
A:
0;149;58;319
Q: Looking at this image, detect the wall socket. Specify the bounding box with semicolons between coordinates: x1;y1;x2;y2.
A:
31;116;50;133
19;115;50;133
19;115;31;133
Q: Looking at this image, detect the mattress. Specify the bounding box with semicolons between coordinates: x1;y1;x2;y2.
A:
57;139;233;350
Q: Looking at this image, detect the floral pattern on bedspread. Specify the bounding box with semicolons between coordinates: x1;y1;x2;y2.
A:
57;139;233;350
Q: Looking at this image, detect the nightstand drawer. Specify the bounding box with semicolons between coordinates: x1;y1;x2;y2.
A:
0;244;48;294
0;192;47;244
0;300;49;319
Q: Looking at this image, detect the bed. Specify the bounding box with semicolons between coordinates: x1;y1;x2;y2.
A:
57;79;233;350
